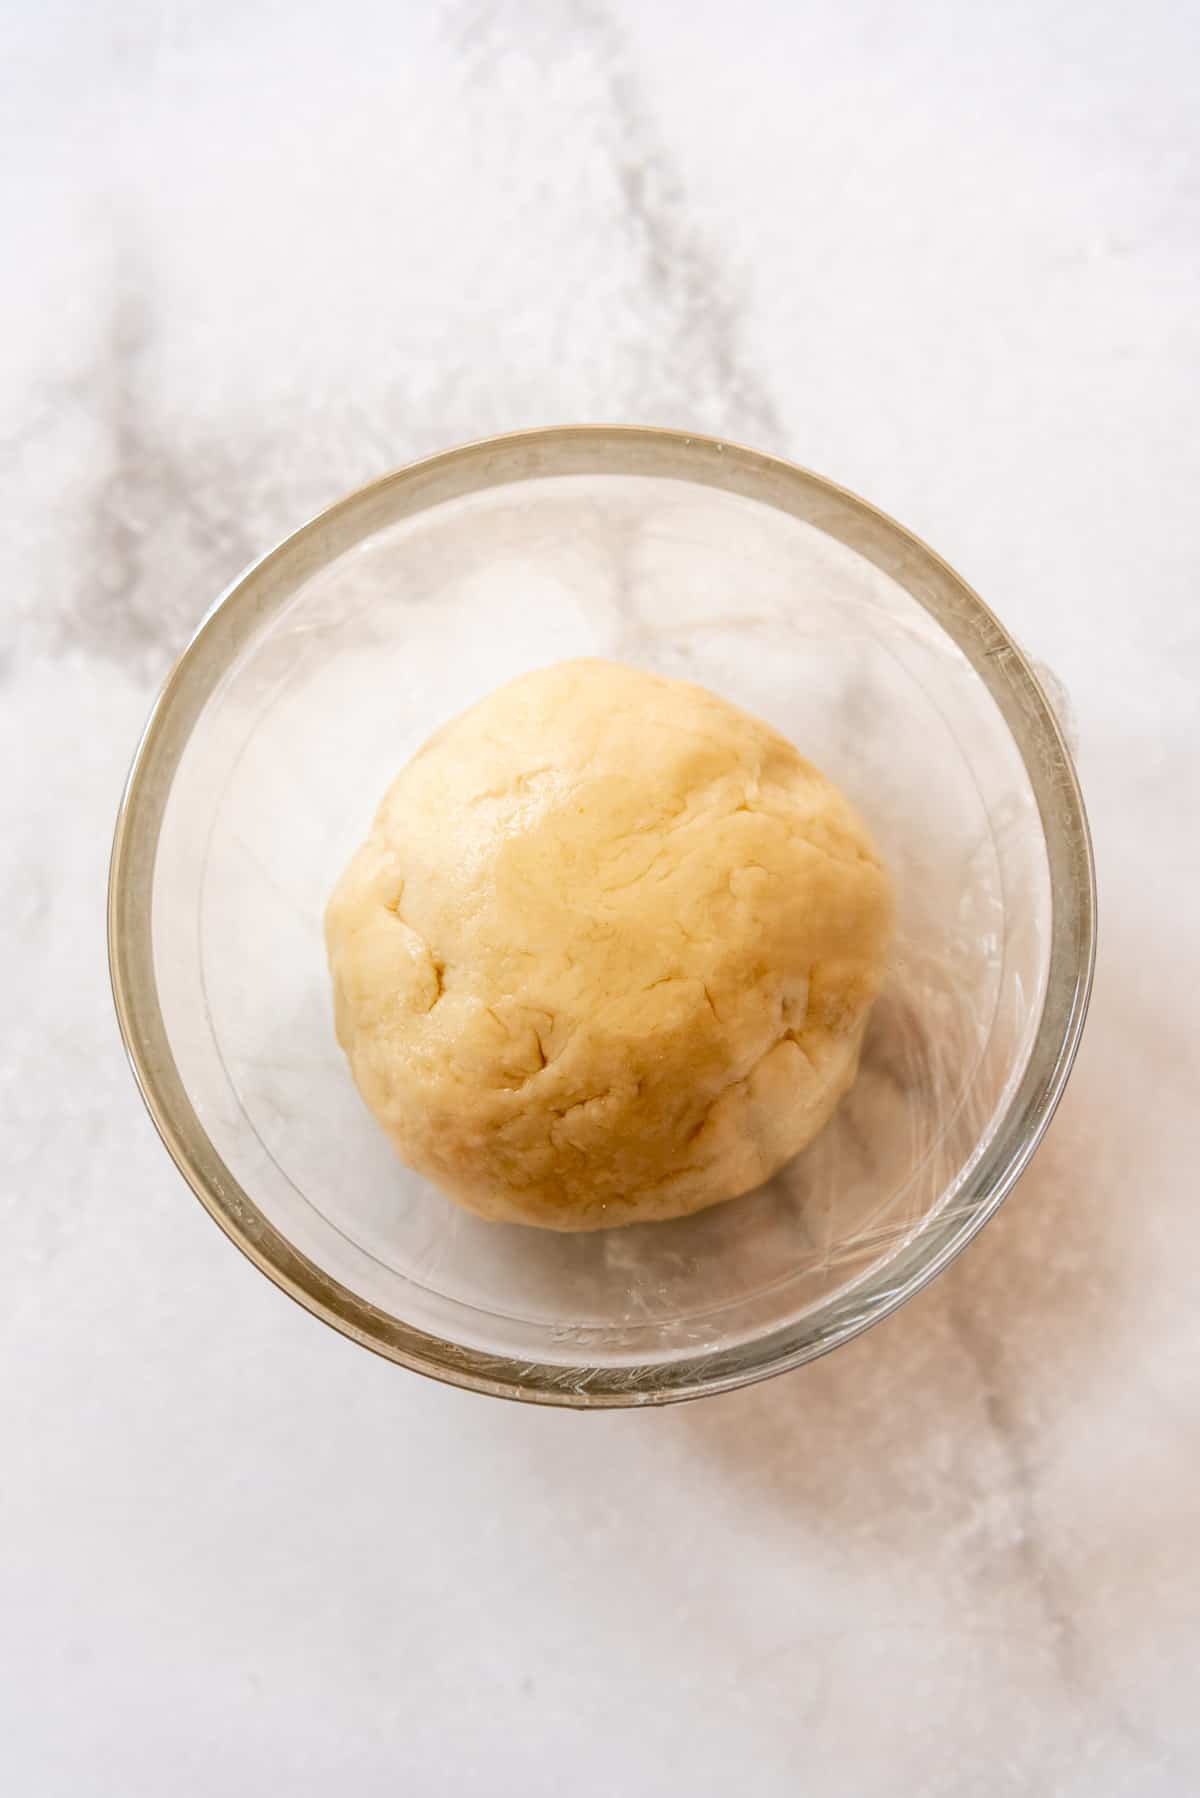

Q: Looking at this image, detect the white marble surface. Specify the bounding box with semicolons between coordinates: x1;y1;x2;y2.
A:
3;2;1199;1791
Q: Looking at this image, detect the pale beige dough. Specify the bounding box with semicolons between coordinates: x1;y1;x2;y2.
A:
325;659;894;1230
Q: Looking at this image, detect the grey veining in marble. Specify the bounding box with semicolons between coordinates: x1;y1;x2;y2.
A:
3;1;1199;1793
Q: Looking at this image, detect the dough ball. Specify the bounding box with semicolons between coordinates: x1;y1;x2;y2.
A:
325;660;893;1231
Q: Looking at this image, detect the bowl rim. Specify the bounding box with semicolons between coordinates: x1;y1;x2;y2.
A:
108;424;1097;1408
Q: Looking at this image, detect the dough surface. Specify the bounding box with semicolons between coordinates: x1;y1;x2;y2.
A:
325;659;893;1230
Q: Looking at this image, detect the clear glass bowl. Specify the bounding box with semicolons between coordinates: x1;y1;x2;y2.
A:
108;427;1095;1406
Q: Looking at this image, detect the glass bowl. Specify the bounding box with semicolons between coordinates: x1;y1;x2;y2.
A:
108;427;1095;1407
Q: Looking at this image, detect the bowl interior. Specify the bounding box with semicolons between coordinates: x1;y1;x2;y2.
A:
142;448;1056;1385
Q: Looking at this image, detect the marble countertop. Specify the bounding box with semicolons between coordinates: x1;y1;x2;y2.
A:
4;2;1198;1791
